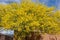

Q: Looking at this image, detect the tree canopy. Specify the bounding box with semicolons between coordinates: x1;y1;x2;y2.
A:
0;0;60;40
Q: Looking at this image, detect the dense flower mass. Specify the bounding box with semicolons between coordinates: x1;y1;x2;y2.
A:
0;0;60;40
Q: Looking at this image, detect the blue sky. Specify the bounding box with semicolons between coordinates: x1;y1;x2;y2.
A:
39;0;57;6
39;0;60;10
0;0;60;10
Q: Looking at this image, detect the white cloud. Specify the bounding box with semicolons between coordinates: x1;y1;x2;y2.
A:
0;30;14;35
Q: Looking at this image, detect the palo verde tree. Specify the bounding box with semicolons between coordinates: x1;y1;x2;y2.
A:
0;0;60;40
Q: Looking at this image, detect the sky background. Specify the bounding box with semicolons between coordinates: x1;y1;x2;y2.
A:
39;0;60;10
0;0;60;35
0;0;60;10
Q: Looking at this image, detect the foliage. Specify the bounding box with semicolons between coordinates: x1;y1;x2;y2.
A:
0;0;60;40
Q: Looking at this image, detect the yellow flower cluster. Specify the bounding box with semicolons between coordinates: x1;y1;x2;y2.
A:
0;1;60;32
0;0;60;40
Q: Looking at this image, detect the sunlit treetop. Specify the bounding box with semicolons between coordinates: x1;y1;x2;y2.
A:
0;0;60;35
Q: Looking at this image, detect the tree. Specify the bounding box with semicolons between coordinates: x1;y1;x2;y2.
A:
0;0;60;40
